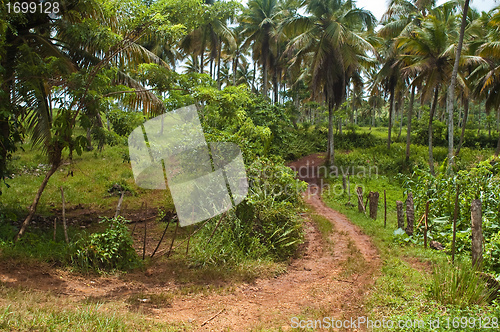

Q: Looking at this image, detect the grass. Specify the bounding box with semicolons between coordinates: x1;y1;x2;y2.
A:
321;173;500;331
0;285;189;331
1;143;174;217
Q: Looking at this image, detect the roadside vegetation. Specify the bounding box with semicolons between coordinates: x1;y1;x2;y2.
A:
1;0;500;330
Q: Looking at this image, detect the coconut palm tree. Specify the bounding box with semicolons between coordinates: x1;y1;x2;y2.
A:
397;2;460;174
284;0;376;164
446;0;471;167
240;0;282;98
471;5;500;155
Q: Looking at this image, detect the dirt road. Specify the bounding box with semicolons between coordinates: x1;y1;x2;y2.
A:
0;153;381;331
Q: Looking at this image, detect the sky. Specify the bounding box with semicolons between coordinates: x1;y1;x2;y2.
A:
355;0;499;21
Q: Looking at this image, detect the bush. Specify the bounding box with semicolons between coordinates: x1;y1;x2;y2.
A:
107;109;145;137
189;158;307;266
69;216;141;272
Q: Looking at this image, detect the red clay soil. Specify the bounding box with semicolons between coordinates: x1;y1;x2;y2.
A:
0;153;381;331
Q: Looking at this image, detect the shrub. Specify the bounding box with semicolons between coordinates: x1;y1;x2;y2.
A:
107;109;145;137
69;216;141;272
189;158;307;265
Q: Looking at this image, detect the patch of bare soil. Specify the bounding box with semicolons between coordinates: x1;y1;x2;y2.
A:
0;153;381;331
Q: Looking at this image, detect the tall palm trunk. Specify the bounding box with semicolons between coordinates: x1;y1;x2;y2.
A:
387;89;394;149
429;87;439;176
252;61;257;93
447;0;470;167
327;101;335;165
406;85;416;163
456;98;469;156
397;96;403;140
273;71;278;104
232;50;239;85
217;37;222;89
200;38;206;74
262;36;269;98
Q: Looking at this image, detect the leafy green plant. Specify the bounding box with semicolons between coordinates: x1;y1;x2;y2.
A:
401;160;500;274
428;259;494;308
69;216;141;272
107;109;145;137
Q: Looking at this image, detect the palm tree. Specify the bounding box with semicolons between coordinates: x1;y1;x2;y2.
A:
240;0;282;98
284;0;376;164
397;3;460;174
471;5;500;155
447;0;471;168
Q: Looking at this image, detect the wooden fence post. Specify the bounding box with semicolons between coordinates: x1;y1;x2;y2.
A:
342;175;347;194
369;191;379;220
405;193;414;236
384;190;387;228
396;201;404;229
471;199;483;269
356;186;365;213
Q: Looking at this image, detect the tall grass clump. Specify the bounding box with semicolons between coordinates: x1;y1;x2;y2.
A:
428;259;494;308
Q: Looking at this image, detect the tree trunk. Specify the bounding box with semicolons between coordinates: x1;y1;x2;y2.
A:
209;58;213;80
406;85;416;163
369;192;379;220
387;90;394;149
273;71;278;104
232;50;239;86
326;102;335;165
252;61;256;93
0;44;16;182
396;201;404;229
397;96;403;140
429;87;439;176
405;192;414;236
200;44;205;74
86;128;93;151
217;37;222;90
456;98;469;156
471;199;483;269
262;45;268;98
447;0;470;168
15;164;59;241
60;187;69;243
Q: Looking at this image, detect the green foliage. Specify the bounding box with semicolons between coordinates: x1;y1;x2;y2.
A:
69;216;141;272
428;259;493;308
197;85;273;160
0;214;69;263
402;160;500;274
107;109;145;137
413;117;499;149
189;158;307;265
